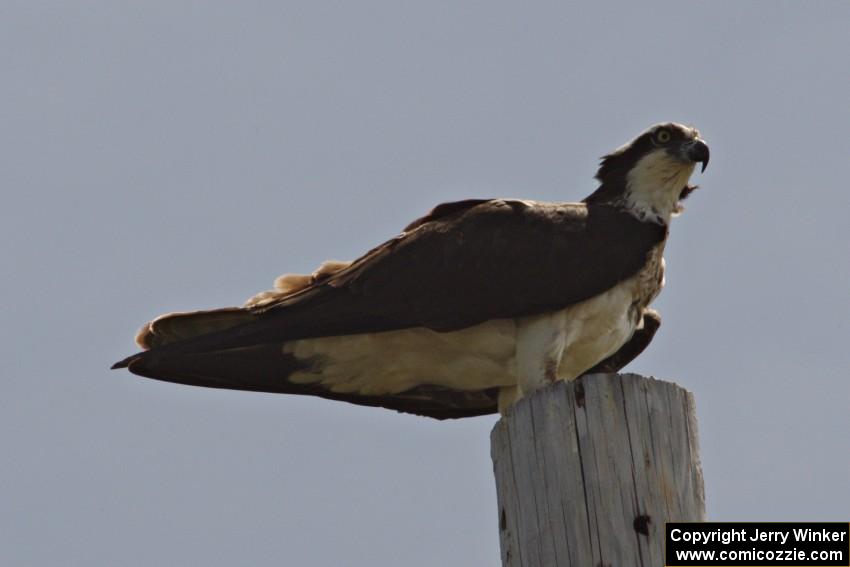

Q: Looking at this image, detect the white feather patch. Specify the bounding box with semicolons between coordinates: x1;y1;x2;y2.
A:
625;150;696;224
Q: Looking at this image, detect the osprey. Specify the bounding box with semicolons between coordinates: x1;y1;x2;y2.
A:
113;123;709;419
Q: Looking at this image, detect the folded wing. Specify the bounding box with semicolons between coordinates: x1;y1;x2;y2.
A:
113;198;665;418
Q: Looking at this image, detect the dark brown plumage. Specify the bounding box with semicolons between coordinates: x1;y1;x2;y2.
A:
113;122;709;419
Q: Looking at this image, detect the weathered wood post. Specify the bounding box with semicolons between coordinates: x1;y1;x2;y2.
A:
491;373;704;567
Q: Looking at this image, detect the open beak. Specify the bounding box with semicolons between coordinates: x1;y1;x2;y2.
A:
685;139;710;172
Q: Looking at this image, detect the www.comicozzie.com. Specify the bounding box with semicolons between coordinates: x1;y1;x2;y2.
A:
665;522;849;566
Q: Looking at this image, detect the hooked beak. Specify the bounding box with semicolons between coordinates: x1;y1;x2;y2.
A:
684;139;710;172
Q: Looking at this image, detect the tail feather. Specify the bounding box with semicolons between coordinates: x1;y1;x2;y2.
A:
124;343;313;393
135;307;255;349
119;343;499;420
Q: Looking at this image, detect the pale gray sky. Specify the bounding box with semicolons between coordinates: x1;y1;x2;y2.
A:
2;2;848;566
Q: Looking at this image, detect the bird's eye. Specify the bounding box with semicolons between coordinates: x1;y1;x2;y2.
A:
655;129;671;143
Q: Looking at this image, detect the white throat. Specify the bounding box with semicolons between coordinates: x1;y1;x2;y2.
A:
623;150;695;224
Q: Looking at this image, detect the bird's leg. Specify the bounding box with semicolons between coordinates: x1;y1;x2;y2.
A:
514;312;568;399
497;386;519;415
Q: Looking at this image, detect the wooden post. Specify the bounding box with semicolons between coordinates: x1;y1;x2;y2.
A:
491;373;704;567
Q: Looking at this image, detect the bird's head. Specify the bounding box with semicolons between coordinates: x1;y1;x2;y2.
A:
585;122;709;224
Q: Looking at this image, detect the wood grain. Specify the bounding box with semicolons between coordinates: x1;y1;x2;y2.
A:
491;373;704;567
